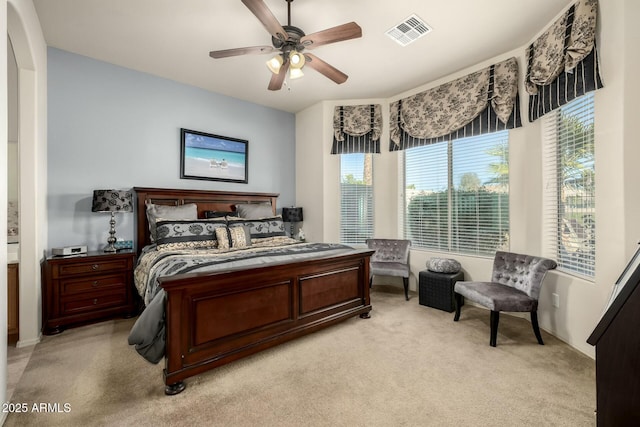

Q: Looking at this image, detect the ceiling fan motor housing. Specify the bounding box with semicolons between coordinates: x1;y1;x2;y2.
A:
272;25;306;54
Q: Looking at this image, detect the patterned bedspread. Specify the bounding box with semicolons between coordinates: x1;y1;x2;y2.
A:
135;237;357;306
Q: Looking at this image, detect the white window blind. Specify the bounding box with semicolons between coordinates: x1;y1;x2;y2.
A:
340;153;374;244
543;93;595;278
404;131;509;256
404;142;449;250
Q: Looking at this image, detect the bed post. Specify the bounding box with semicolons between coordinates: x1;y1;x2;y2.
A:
360;254;372;319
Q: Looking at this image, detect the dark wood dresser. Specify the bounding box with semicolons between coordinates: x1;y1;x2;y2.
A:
41;251;137;335
587;247;640;425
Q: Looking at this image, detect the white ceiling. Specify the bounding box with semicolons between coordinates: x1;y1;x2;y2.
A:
32;0;571;113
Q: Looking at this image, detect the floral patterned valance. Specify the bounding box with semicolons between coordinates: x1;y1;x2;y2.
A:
331;104;382;154
526;0;603;121
389;57;521;151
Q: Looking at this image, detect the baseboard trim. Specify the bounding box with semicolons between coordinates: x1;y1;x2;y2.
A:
17;334;41;348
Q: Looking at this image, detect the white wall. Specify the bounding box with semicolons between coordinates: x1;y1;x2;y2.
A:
296;0;639;358
1;2;9;420
2;0;48;420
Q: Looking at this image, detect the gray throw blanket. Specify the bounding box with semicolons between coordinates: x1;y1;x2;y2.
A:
127;290;165;364
128;241;362;363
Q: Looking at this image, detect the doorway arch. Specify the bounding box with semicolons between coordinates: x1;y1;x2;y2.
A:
3;0;47;413
7;0;47;351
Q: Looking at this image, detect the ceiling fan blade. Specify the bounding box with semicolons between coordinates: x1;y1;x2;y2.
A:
300;22;362;49
268;61;290;91
241;0;289;42
209;45;275;59
303;53;348;84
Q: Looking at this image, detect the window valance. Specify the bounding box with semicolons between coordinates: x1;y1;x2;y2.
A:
331;104;382;154
526;0;603;121
390;57;521;151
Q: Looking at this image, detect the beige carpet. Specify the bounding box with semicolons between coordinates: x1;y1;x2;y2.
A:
6;286;596;426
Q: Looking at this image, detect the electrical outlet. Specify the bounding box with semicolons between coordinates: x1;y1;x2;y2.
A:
552;293;560;308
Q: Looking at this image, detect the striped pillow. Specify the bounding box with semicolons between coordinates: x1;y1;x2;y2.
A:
215;225;252;251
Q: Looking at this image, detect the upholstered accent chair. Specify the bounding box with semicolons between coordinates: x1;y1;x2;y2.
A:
366;239;411;301
453;251;557;347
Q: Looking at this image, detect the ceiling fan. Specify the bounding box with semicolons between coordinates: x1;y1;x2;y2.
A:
209;0;362;91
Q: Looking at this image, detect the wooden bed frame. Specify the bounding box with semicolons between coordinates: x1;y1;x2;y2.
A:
133;187;373;395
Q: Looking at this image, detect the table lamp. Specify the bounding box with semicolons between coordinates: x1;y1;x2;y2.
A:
282;207;303;240
92;189;133;252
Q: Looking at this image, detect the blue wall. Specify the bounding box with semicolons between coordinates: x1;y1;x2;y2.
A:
47;48;296;251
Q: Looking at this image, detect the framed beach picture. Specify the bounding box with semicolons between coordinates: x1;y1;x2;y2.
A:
180;128;248;184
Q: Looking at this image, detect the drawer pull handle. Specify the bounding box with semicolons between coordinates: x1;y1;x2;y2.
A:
93;299;98;305
92;281;99;287
91;264;99;270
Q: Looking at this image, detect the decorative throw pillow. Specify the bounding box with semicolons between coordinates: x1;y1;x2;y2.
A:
215;227;231;251
146;202;198;242
226;215;286;239
228;224;252;249
155;219;226;251
427;258;462;274
235;203;273;219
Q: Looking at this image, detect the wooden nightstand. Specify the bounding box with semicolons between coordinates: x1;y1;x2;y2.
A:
41;251;138;335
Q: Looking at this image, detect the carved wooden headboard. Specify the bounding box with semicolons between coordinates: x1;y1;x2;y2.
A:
134;187;278;254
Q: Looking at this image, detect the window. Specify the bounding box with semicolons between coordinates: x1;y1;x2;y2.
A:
340;153;374;244
403;131;509;256
543;93;595;278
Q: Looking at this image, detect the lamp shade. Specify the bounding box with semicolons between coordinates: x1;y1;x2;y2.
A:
282;207;303;223
266;55;284;74
91;190;133;213
289;51;305;69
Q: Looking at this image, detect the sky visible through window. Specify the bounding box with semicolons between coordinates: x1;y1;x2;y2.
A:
406;131;509;191
341;153;367;181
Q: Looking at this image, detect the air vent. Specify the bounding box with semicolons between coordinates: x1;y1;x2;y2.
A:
385;14;432;47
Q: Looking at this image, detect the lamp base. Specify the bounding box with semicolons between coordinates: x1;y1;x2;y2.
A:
104;212;118;253
103;244;117;253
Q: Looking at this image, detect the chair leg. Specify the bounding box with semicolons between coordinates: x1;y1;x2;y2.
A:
531;311;544;345
369;276;372;288
490;311;500;347
403;277;409;301
453;293;463;321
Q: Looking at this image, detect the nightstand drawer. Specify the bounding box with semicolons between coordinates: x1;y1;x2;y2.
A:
62;291;127;315
61;273;127;296
55;258;131;278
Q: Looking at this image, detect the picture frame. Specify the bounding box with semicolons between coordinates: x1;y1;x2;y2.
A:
180;128;248;184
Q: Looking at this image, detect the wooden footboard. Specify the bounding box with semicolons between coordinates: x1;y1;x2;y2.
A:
159;250;373;394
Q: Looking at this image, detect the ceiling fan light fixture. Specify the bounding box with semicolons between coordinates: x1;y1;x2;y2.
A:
289;67;304;79
289;51;305;69
266;55;284;74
